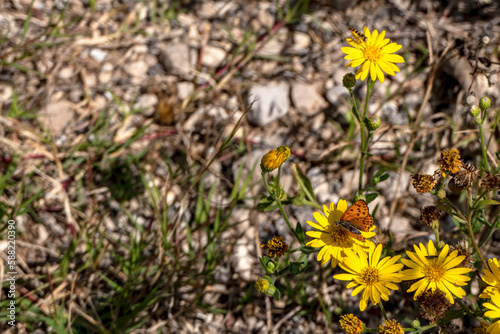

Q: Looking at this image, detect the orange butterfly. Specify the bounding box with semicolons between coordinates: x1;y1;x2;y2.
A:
336;200;373;242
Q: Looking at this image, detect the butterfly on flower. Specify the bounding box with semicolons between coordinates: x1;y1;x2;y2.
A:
348;27;367;43
335;199;373;242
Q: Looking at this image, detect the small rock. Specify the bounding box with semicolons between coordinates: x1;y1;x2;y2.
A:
39;100;75;135
90;48;107;62
258;28;287;56
326;85;350;108
0;83;13;102
198;2;217;19
124;60;148;79
158;42;193;78
247;82;290;126
58;66;74;80
291;82;327;116
177;81;194;100
290;31;311;54
201;45;226;68
382;101;407;125
134;94;158;117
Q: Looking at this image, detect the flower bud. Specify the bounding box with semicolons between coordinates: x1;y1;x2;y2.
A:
342;73;356;89
474;118;483;126
255;278;270;293
436;189;446;199
411;319;421;329
364;116;381;130
468;105;480;118
265;285;276;296
261;146;291;173
479;96;491;111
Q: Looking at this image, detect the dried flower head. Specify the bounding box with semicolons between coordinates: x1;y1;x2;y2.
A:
474;319;493;334
450;240;475;269
449;162;479;192
339;314;364;334
439;149;462;176
411;173;437;193
420;206;441;230
481;173;500;190
379;319;404;334
261;145;290;173
416;289;451;323
261;236;289;260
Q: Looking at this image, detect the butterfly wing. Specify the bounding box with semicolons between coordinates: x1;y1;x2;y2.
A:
339;200;373;232
345;230;365;242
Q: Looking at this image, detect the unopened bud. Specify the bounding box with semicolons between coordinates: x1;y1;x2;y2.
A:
342;73;356;89
469;105;480;118
436;189;446;199
474;118;483;126
265;285;276;296
365;116;381;130
479;96;491;111
411;319;421;329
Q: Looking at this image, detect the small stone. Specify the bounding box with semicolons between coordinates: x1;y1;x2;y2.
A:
134;94;158;117
90;48;107;62
201;45;226;68
326;85;350;108
258;28;287;56
58;66;74;80
0;83;13;102
177;82;195;100
290;32;311;54
39;100;76;135
291;82;327;116
124;60;148;78
247;82;290;126
158;42;193;78
382;101;407;125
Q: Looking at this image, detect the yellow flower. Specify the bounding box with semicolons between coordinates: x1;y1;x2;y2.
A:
401;240;472;303
379;319;404;334
438;149;462;176
261;145;291;173
261;236;289;260
334;243;404;311
480;258;500;299
342;27;405;83
339;314;363;334
305;199;375;268
255;278;270;293
484;292;500;333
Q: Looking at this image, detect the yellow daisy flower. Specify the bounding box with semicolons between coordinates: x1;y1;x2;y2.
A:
305;199;375;268
342;27;405;83
261;145;291;173
401;240;472;303
334;243;404;311
480;258;500;299
484;292;500;333
438;148;462;177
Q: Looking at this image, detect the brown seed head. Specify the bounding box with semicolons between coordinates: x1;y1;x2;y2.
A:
416;289;451;323
261;236;289;260
411;173;437;193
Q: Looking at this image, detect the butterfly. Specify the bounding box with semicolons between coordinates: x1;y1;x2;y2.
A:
336;200;373;242
348;27;367;43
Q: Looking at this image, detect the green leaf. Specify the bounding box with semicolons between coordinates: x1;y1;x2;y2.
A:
476;199;500;210
259;256;275;274
289;262;302;274
365;193;378;203
295;222;305;244
273;288;281;300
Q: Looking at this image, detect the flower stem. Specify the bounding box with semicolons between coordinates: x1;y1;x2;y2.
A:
357;78;374;192
379;301;389;321
478;116;490;173
465;209;487;268
262;169;302;244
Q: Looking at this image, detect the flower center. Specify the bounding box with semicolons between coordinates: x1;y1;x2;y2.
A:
364;45;382;62
423;263;445;282
360;266;379;285
330;225;355;247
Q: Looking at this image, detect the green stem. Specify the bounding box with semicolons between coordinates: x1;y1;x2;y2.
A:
478;117;490;173
433;226;440;245
357;78;374;192
262;169;302;244
456;298;474;317
379;301;389;321
465;209;487;268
